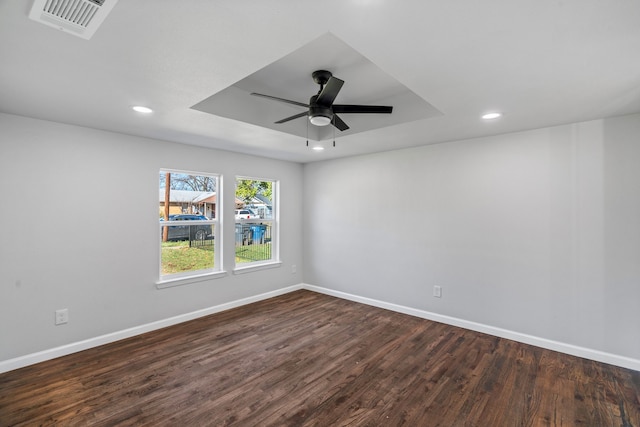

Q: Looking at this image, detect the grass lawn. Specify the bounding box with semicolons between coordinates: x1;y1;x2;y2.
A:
161;241;271;274
161;241;214;275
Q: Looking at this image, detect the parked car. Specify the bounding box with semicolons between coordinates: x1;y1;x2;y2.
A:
235;209;259;220
160;214;212;241
245;204;273;219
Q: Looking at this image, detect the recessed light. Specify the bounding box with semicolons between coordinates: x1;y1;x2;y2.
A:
312;146;325;151
482;112;502;120
132;106;153;114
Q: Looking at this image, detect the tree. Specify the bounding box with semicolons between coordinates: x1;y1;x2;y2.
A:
160;173;215;192
236;179;272;203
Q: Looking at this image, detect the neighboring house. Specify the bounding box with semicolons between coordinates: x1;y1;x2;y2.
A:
243;194;273;219
159;189;215;218
159;189;247;218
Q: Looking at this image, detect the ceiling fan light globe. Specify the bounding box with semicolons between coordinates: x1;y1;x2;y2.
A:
309;115;332;126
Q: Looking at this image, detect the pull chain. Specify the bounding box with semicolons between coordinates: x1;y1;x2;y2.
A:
333;118;336;147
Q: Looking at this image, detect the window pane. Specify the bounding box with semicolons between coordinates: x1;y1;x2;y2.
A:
235;178;276;265
161;224;215;275
160;170;219;279
235;221;272;263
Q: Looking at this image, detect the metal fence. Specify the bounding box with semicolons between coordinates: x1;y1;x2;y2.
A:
160;224;214;248
235;223;272;262
189;235;214;248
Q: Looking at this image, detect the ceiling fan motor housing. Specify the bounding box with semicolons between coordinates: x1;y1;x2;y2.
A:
312;70;333;86
309;95;333;126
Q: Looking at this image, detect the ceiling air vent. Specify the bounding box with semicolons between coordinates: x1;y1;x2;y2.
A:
29;0;119;40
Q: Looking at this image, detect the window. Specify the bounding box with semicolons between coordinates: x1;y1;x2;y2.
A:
235;177;278;269
159;170;221;282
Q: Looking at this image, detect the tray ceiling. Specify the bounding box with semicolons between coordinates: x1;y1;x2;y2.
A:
192;33;441;142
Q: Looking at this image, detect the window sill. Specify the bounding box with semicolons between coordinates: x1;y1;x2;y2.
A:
156;270;227;289
233;261;282;275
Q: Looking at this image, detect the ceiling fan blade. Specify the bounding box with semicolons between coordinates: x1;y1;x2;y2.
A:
332;114;349;131
251;93;309;108
332;105;393;114
275;111;308;124
316;76;344;107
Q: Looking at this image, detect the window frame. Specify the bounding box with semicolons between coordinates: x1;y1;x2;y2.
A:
157;169;224;287
233;176;280;273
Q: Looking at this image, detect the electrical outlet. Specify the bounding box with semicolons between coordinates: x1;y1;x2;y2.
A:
433;286;442;298
55;308;69;325
291;264;297;274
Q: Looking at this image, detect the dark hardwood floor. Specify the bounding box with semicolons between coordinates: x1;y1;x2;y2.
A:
1;290;639;426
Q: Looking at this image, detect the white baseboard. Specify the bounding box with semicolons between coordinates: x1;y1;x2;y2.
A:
2;282;638;374
0;284;304;374
302;284;640;372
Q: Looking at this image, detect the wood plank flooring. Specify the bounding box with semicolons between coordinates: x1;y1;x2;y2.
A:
1;290;639;426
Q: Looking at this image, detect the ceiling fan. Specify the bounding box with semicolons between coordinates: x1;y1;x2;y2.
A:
251;70;393;131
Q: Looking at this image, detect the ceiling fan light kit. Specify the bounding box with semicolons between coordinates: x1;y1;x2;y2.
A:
309;114;331;126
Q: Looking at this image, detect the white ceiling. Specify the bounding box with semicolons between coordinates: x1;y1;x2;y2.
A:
1;1;639;163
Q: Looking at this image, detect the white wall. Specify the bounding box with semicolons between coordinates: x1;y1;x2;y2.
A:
3;111;638;370
303;114;640;364
0;113;303;363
